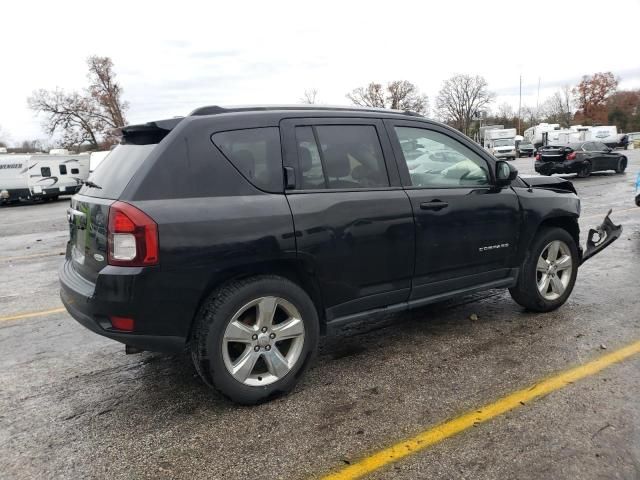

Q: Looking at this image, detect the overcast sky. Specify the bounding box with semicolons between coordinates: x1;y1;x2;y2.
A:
1;0;639;144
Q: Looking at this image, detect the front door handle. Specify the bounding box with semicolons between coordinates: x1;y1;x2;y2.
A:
420;200;449;211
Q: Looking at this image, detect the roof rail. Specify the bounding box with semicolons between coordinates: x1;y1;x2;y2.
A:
189;104;423;117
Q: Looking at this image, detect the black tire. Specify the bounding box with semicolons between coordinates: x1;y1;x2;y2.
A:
191;275;319;405
636;194;640;207
615;157;627;174
509;227;579;312
576;162;592;178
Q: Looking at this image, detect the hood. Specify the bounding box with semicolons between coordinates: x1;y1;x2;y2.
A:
519;175;577;194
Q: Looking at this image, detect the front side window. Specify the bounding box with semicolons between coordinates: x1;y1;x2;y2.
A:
295;125;389;189
212;127;282;193
41;166;51;177
395;127;490;188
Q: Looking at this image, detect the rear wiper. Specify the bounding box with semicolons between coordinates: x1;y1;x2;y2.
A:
83;180;102;189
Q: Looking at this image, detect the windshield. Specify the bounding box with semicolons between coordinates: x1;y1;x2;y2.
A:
81;144;156;199
494;139;514;147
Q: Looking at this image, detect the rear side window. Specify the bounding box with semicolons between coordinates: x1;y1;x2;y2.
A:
295;125;389;189
212;127;282;193
81;144;156;199
41;167;51;177
59;165;67;175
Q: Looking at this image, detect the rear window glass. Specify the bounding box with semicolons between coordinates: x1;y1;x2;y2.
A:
81;144;156;199
212;127;282;193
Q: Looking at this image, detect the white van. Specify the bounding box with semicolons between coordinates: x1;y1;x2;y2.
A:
0;154;89;203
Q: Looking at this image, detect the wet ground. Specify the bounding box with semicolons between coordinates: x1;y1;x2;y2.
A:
1;151;639;479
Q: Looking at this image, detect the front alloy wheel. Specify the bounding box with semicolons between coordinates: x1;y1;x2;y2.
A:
535;240;573;300
222;297;305;386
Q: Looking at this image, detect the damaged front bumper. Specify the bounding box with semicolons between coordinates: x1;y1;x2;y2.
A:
581;209;622;264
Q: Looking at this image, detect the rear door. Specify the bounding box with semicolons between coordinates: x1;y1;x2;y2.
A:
385;120;521;300
281;117;414;321
593;141;619;170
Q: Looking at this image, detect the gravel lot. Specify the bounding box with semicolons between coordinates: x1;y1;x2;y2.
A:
1;150;639;479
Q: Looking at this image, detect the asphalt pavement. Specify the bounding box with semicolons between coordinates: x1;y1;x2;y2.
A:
1;151;639;479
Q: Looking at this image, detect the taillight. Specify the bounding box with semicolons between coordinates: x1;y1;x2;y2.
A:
110;316;135;332
566;151;577;160
535;153;541;161
108;201;159;266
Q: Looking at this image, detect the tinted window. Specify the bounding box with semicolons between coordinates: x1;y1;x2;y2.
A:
395;127;489;188
593;142;607;151
212;127;282;193
71;168;79;174
295;125;389;189
59;164;67;175
81;144;156;199
41;167;51;177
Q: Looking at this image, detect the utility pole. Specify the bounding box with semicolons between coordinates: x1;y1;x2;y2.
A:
536;77;541;119
518;74;522;135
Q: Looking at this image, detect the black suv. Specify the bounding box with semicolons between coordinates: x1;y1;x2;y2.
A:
60;106;621;404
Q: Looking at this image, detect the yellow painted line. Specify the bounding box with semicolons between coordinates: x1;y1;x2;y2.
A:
0;307;66;323
321;340;640;480
582;207;638;220
0;251;64;262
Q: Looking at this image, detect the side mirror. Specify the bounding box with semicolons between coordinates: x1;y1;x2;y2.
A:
495;160;518;187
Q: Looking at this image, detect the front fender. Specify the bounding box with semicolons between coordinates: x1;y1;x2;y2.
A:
581;210;622;264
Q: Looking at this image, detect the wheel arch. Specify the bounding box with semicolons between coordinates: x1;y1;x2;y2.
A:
185;259;326;345
531;215;581;258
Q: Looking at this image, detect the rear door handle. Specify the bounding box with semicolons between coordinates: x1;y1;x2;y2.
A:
420;201;449;211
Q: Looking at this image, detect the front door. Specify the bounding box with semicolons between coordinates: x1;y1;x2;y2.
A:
281;118;415;321
385;120;521;300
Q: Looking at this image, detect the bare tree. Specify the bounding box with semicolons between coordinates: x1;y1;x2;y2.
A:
300;88;320;104
346;80;429;115
0;124;7;147
386;80;429;115
27;56;128;149
435;74;494;135
87;56;128;129
542;85;573;127
28;88;103;148
346;82;386;108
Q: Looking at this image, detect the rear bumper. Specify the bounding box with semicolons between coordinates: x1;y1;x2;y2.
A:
59;259;185;353
534;160;584;175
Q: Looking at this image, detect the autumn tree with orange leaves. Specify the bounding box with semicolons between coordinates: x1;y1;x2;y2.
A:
572;72;618;125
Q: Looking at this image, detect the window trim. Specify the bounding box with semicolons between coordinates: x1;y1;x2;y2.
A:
280;117;402;193
383;119;497;189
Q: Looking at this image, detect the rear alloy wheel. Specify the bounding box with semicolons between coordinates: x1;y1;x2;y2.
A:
222;297;305;387
615;157;627;174
191;275;319;404
576;162;592;178
509;227;579;312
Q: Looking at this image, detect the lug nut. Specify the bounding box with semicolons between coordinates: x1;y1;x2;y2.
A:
269;333;276;339
254;346;260;352
252;334;258;340
261;327;268;333
265;345;271;351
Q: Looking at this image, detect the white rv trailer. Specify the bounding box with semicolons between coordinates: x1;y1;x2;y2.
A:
545;129;581;145
523;123;560;147
0;154;89;203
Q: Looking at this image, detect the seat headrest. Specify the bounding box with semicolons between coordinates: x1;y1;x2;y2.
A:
323;146;351;178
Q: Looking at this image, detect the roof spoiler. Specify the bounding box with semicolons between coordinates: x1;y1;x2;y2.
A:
113;118;184;145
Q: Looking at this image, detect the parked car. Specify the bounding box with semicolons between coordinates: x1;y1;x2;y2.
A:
534;141;628;178
517;141;535;157
627;132;640;149
59;106;621;404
